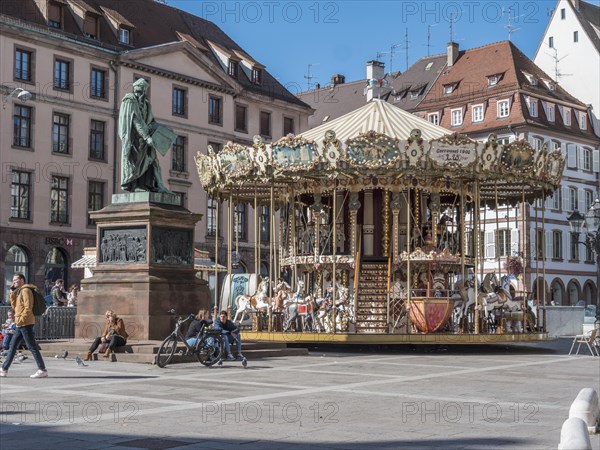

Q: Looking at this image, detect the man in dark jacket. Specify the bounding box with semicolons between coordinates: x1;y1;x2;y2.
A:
213;310;243;360
0;273;48;378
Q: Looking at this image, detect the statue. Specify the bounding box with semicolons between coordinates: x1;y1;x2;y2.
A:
118;78;176;193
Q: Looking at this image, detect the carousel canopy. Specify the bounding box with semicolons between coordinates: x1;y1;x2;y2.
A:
195;100;565;207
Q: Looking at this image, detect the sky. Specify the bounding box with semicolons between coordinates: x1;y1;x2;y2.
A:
168;0;586;94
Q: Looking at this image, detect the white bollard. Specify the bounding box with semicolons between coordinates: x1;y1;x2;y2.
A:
558;417;592;450
569;388;600;433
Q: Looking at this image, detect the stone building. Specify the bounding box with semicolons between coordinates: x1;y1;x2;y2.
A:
0;0;311;300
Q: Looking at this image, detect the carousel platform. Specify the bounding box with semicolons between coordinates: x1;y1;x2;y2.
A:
241;331;550;345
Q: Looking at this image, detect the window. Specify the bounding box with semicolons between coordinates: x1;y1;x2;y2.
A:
570;232;579;261
208;142;222;153
585;190;594;211
13;105;32;148
579;112;587;130
552;230;562;259
171;136;186;172
425;62;433;71
451;108;462;126
234;203;247;240
260;206;270;242
574;31;578;42
497;137;510;145
251;68;262;84
89;120;105;160
549;36;554;48
443;84;456;95
497;100;510;118
90;68;106;98
10;171;31;220
581;147;592;171
552;190;561;210
48;2;62;28
50;176;69;223
283;117;295;135
15;48;32;82
172;87;186;116
83;14;98;38
235;104;247;132
487;74;501;86
54;59;70;90
87;181;104;226
208;96;222;125
207;198;218;236
118;27;130;44
496;229;511;257
472;105;484;122
563;107;571;126
526;97;537;117
552;141;561;152
561;8;565;19
531;136;543;151
546;103;555;122
569;187;578;211
535;228;544;260
260;111;271;137
228;60;238;78
53;113;70;154
428;113;439;125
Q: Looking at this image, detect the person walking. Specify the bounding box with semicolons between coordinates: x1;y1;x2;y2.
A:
0;273;48;378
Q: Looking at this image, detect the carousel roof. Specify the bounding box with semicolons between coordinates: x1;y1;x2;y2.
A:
300;99;449;143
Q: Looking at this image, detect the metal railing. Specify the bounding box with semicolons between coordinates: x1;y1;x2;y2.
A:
0;305;76;340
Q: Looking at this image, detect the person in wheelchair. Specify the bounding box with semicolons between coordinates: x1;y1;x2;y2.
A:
185;309;212;347
213;310;243;361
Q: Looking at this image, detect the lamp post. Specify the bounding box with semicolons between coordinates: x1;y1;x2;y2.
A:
567;199;600;323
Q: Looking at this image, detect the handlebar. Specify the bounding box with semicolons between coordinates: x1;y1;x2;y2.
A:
167;309;195;324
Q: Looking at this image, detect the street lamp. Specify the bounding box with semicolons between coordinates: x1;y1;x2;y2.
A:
2;88;32;109
567;199;600;323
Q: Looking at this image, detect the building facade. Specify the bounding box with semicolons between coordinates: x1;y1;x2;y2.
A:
534;0;600;136
0;0;311;301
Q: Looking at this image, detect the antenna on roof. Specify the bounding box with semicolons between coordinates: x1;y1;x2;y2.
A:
304;63;319;91
390;44;401;73
502;7;523;41
448;13;457;43
547;46;573;81
404;28;411;71
423;24;438;56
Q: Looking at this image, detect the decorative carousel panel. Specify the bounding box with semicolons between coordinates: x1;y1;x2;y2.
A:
428;133;478;172
403;129;426;169
546;150;565;186
479;134;502;174
217;142;253;179
534;144;548;180
195;152;216;189
321;130;345;169
251;135;270;176
272;135;319;172
499;140;535;176
345;131;401;169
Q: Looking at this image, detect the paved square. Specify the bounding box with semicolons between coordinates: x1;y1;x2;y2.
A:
1;339;599;449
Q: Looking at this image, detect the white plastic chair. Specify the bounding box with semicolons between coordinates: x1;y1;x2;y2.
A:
568;328;599;356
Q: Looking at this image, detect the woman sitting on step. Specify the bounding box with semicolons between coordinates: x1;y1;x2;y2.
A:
85;310;128;360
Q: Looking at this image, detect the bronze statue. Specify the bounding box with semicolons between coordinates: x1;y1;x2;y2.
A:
118;78;176;193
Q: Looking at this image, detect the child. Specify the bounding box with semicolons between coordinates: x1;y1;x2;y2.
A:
1;309;16;355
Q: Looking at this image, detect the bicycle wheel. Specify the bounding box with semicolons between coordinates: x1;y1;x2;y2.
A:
196;334;224;366
156;335;178;368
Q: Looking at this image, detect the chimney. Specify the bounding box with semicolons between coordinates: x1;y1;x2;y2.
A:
570;0;580;10
447;42;459;67
331;74;345;86
366;60;385;102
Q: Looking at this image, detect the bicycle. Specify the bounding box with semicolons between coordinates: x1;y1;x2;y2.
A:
156;309;224;368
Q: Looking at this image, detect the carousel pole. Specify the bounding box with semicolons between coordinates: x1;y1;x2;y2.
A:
333;184;337;311
291;187;297;290
534;195;540;330
214;194;219;319
255;186;259;274
406;187;412;334
495;185;502;280
227;192;234;317
269;180;275;332
521;185;528;331
460;182;465;284
473;181;480;334
541;191;547;333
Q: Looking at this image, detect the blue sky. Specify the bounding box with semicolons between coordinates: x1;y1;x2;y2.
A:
169;1;575;93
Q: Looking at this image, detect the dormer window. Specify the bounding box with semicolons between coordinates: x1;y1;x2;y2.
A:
119;27;130;44
228;59;239;78
526;97;538;117
84;14;98;39
443;83;458;95
425;62;433;71
523;72;538;86
546;102;555;122
487;73;503;87
542;79;556;91
579;112;587;130
562;107;571;126
251;68;262;84
409;90;420;99
48;2;62;29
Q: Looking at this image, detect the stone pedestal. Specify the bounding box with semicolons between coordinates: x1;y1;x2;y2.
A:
76;193;209;341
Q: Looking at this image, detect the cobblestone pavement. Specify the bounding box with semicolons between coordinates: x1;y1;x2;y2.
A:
0;339;598;449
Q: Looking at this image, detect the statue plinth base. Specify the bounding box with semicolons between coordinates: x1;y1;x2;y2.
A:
75;198;208;341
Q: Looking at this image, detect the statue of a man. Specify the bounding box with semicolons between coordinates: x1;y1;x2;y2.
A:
118;78;174;193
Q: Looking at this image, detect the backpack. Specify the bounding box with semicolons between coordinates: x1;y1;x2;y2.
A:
31;288;47;316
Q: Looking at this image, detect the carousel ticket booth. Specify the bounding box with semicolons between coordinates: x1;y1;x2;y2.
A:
195;99;565;344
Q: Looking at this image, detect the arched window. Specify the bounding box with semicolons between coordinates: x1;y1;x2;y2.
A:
4;245;30;299
44;247;68;295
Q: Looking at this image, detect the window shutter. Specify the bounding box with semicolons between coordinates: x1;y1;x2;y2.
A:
578;188;585;212
567;144;577;168
545;230;553;260
593;149;600;173
48;4;61;21
510;229;519;255
84;15;96;36
485;231;495;259
562;186;569;211
578;146;584;170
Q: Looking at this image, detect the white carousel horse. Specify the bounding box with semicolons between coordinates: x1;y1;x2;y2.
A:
233;277;271;324
316;284;354;333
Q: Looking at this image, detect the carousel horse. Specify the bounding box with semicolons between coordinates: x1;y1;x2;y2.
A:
233;277;271;324
317;284;354;333
271;279;291;313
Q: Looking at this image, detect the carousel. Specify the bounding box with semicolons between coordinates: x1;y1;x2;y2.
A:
195;99;565;344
